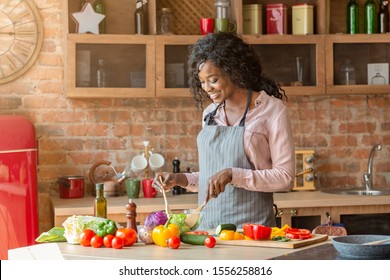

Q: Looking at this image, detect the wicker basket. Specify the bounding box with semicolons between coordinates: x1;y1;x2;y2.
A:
159;0;215;35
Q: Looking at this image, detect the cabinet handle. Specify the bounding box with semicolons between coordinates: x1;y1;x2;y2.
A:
277;209;283;216
290;209;298;216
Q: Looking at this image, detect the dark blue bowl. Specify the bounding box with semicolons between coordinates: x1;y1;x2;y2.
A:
332;235;390;259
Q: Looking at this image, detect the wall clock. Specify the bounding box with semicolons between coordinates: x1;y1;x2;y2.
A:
0;0;43;84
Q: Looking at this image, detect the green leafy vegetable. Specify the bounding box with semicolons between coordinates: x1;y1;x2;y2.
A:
62;215;118;244
168;213;191;234
35;227;66;243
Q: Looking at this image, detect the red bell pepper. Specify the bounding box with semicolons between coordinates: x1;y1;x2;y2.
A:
243;224;272;240
285;228;312;240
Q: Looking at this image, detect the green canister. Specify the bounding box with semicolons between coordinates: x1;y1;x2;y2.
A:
243;4;262;35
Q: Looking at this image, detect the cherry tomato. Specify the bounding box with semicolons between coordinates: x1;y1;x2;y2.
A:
204;236;216;248
103;234;115;248
111;236;124;249
116;228;137;246
167;236;181;249
79;229;95;246
91;235;103;248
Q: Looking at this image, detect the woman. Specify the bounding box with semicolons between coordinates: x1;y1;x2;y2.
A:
153;32;295;229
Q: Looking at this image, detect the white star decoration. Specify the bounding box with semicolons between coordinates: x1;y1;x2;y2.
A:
71;3;105;34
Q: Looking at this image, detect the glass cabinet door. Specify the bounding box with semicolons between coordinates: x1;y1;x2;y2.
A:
244;35;325;96
325;34;390;95
155;36;200;97
66;34;155;98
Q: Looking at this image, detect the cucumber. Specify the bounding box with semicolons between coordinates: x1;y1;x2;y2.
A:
215;223;237;235
180;231;209;245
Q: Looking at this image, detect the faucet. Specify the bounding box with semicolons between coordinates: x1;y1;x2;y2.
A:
363;144;382;191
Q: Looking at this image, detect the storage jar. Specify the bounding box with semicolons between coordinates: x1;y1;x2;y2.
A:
292;4;314;35
243;4;262;35
266;4;287;34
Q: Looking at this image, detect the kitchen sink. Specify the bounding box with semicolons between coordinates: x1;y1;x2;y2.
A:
321;188;390;196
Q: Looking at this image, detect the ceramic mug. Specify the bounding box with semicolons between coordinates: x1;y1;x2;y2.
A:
215;18;236;33
142;178;157;198
148;152;165;171
200;18;215;35
125;178;141;198
131;154;147;173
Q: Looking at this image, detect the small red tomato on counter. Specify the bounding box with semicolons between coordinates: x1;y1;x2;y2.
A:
167;236;181;249
79;229;95;246
243;224;272;240
204;236;216;248
103;234;115;248
91;235;103;248
116;228;137;246
111;236;125;249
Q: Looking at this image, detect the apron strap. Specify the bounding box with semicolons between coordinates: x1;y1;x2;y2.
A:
238;90;253;127
205;89;253;127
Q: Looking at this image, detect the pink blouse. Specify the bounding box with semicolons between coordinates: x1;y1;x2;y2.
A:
185;91;295;193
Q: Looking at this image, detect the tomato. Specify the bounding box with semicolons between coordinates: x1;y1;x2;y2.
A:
79;229;95;246
116;228;137;246
91;235;103;248
103;234;115;248
167;236;181;249
111;236;124;249
243;224;272;240
204;236;216;248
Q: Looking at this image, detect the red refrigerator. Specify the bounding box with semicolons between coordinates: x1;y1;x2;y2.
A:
0;115;38;259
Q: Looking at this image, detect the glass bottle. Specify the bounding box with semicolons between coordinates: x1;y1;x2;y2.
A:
135;0;146;34
96;59;106;87
347;0;359;34
157;7;173;34
94;183;107;218
340;60;356;85
378;0;389;33
364;0;378;34
93;0;106;34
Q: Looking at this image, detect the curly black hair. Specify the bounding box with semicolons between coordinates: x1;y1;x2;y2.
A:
187;32;287;109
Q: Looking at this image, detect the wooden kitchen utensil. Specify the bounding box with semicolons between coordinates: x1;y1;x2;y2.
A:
184;195;213;228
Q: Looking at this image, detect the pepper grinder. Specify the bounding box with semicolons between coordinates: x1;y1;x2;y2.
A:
172;157;181;195
125;199;137;233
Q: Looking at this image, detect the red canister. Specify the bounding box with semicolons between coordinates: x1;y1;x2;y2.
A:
59;176;85;198
266;3;287;34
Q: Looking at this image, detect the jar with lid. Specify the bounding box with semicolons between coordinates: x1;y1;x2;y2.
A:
157;7;173;34
214;0;230;18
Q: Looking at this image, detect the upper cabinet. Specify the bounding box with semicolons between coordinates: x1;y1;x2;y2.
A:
64;0;390;98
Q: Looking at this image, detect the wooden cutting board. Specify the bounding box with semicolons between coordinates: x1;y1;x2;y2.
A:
216;234;328;249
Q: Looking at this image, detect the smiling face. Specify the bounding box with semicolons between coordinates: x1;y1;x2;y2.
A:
198;60;237;103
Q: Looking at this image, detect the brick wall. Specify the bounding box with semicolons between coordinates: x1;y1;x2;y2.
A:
0;0;389;233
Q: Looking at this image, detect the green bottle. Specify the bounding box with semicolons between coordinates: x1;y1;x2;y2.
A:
93;0;106;34
347;0;360;34
364;0;378;34
94;183;107;218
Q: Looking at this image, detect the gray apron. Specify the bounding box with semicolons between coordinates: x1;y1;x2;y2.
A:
197;90;275;230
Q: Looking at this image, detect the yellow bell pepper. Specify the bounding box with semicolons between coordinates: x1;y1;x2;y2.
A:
219;230;245;240
269;224;290;239
152;223;180;247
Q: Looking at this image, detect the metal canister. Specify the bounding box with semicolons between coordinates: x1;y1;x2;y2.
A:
266;3;287;34
243;4;262;35
292;4;314;35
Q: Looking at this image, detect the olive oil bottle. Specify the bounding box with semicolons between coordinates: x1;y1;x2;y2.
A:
94;183;107;218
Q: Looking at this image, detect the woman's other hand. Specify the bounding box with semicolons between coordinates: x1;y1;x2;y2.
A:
152;172;188;192
207;168;233;197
